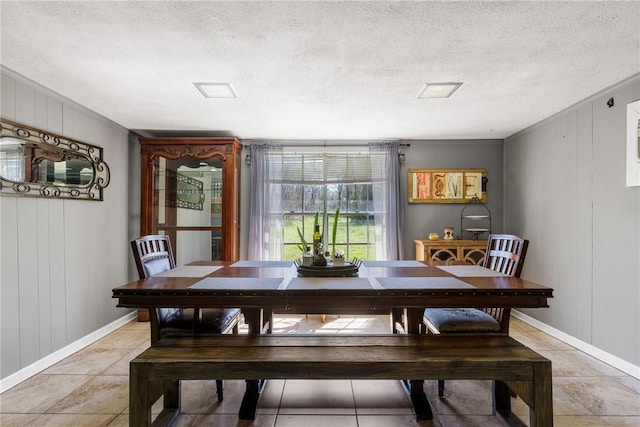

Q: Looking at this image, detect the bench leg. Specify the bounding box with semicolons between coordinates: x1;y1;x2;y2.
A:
130;362;151;427
239;379;261;420
530;362;553;427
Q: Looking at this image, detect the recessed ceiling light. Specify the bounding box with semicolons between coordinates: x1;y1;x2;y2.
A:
417;82;463;99
194;82;238;98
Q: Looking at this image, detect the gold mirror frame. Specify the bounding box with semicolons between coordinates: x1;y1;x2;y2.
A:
0;119;110;200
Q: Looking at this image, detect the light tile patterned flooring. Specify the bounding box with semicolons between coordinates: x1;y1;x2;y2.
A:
1;315;639;426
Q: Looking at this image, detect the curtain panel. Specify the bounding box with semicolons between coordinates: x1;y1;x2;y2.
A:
248;143;284;260
369;142;405;260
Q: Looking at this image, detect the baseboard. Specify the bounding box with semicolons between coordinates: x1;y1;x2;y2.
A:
3;310;637;391
512;310;640;379
0;311;138;393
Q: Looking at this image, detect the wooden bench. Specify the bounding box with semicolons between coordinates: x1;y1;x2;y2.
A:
129;334;553;427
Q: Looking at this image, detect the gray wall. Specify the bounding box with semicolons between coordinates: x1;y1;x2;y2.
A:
0;69;135;379
238;140;504;261
504;75;640;367
400;140;504;259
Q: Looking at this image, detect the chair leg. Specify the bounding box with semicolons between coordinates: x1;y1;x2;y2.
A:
437;379;445;397
216;380;224;401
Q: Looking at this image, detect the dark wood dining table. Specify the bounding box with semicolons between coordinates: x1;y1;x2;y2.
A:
112;260;553;420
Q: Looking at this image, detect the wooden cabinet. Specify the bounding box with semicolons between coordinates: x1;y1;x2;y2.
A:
138;137;242;262
414;239;488;265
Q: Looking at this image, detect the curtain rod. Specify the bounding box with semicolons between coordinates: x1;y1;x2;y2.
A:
244;142;410;148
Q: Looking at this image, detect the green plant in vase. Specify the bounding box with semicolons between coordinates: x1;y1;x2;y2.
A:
296;226;308;254
330;207;341;260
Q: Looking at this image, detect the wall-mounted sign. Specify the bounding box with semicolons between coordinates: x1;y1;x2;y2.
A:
408;168;487;204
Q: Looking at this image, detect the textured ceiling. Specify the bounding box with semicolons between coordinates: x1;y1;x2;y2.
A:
1;1;639;140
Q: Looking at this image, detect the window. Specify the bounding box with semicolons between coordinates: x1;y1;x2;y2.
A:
277;152;380;260
249;144;403;262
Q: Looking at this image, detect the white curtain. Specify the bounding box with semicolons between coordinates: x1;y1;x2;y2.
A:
248;142;404;261
248;143;284;260
369;142;404;260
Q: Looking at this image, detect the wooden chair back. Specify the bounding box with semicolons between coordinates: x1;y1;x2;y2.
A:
130;235;239;402
131;235;176;279
131;235;182;344
481;234;529;331
483;234;529;278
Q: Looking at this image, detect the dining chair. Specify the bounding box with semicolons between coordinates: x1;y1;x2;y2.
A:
422;234;529;397
131;234;241;401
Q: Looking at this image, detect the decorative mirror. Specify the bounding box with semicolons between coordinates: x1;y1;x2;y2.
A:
0;119;110;200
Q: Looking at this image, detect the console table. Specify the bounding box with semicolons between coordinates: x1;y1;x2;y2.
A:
414;239;488;265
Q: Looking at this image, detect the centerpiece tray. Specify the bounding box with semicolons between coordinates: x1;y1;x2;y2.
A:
294;259;362;277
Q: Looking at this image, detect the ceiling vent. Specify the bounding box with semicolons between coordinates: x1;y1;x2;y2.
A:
417;82;462;99
194;82;238;98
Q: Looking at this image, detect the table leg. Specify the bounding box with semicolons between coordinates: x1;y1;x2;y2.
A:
242;308;262;336
405;308;423;334
264;309;274;334
163;379;180;412
239;379;261;420
493;380;512;414
406;308;433;420
391;308;405;334
409;379;434;420
238;308;264;420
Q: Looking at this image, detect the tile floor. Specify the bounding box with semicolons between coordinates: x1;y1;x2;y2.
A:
1;315;638;427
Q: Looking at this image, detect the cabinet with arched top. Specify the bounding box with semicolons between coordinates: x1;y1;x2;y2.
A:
138;137;242;263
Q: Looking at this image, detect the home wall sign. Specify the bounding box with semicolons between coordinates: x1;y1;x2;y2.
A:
408;168;487;203
0;119;110;200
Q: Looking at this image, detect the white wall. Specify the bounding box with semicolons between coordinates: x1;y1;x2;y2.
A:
505;74;640;368
0;68;134;380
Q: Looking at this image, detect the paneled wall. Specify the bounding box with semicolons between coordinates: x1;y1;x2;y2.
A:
0;69;134;380
505;75;640;368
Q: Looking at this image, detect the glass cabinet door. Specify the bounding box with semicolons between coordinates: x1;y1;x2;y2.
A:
151;156;224;262
139;137;242;262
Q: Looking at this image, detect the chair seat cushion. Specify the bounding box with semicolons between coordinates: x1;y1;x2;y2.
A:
423;308;501;333
159;308;241;338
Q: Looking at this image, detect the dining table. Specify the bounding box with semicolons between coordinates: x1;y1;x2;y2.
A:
112;259;553;420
